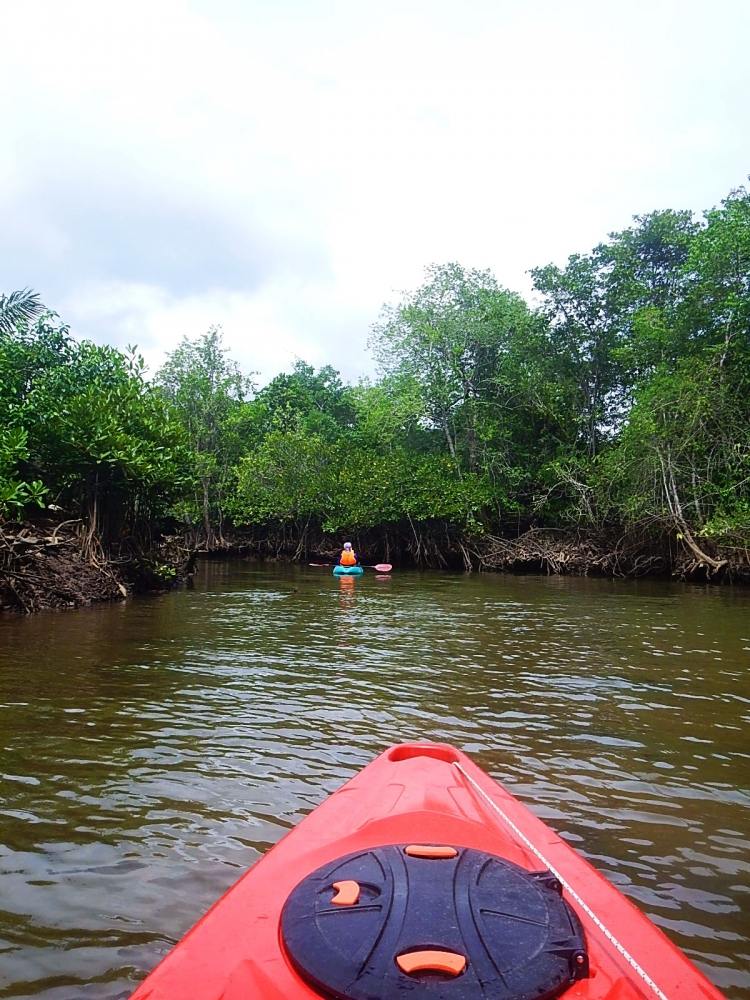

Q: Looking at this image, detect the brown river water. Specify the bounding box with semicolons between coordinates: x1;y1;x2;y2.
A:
0;561;748;998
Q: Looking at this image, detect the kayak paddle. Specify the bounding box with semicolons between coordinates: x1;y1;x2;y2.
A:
309;562;393;572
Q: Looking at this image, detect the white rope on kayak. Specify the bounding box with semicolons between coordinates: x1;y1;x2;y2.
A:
452;762;670;1000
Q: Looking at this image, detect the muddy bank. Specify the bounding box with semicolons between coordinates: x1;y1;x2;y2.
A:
213;522;750;584
2;518;746;614
470;529;748;582
0;519;197;614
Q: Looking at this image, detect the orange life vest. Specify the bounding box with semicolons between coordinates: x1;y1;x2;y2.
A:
340;549;357;566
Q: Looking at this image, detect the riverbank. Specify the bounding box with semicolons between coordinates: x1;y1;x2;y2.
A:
1;517;746;614
225;521;749;582
472;527;749;582
0;518;197;614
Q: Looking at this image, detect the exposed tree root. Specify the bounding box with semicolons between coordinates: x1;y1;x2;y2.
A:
0;518;198;614
2;515;746;615
473;526;746;582
206;521;750;583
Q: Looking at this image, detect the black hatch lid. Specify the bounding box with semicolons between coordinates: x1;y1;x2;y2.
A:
281;843;589;999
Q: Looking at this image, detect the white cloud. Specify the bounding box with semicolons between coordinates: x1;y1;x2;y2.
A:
2;0;748;385
57;276;377;385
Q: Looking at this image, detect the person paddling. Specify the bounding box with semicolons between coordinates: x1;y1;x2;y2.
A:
338;542;358;567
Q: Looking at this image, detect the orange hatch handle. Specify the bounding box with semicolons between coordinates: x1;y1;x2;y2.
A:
330;880;360;906
396;950;467;976
404;844;458;859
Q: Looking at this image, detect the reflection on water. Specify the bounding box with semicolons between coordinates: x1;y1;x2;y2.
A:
0;562;748;998
337;572;357;612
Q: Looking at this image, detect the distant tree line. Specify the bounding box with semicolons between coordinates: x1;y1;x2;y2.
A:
1;185;748;577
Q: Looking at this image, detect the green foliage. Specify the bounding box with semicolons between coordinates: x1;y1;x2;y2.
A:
592;189;750;544
595;353;749;537
0;311;189;540
233;427;336;524
242;360;355;443
0;427;46;516
157;327;250;540
232;432;490;536
371;262;570;523
154;563;178;581
0;288;44;335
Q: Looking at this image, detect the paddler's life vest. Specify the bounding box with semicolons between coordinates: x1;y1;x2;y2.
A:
340;549;357;566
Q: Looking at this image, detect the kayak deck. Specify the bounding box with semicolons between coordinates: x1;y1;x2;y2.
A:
131;742;723;999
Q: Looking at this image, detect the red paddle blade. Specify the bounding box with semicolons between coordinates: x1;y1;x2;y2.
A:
373;563;392;572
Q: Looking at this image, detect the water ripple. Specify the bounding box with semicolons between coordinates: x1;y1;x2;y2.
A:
0;564;748;998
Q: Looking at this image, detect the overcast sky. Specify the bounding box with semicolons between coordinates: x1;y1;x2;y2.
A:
2;0;748;384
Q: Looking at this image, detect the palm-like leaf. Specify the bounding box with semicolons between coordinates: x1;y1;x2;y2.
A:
0;288;44;334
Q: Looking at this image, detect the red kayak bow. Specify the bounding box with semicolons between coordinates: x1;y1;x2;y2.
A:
131;743;723;999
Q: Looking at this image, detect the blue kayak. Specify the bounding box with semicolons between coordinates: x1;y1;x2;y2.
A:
332;565;364;576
